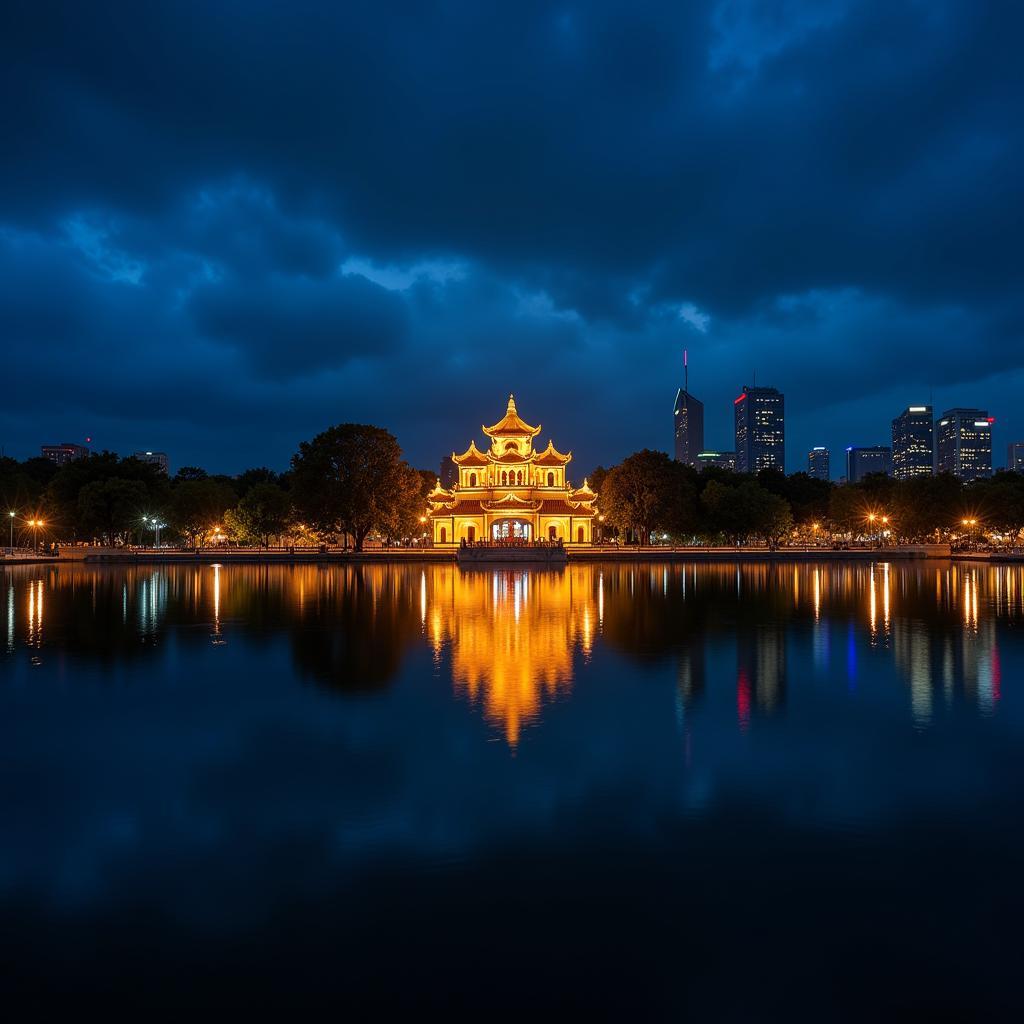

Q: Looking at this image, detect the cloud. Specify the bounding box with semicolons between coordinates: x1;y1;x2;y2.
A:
0;1;1022;471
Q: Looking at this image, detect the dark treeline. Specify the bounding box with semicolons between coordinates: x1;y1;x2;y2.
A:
593;450;1024;547
6;430;1024;550
0;424;437;551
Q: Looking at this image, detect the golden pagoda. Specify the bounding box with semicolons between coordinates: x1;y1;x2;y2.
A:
428;395;597;545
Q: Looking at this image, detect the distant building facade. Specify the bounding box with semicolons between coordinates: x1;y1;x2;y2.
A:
891;405;933;480
696;451;737;471
807;447;830;481
734;386;785;474
936;409;993;480
439;455;457;489
673;388;705;466
134;451;169;474
846;446;892;483
41;442;89;466
1007;442;1024;474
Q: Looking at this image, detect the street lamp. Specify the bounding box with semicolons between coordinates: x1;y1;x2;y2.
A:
961;517;978;548
7;510;14;553
28;518;44;554
143;516;164;548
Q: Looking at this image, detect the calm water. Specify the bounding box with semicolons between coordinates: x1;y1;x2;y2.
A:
2;560;1022;1016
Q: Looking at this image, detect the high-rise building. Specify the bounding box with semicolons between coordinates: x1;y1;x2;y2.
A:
439;455;457;489
134;451;169;473
807;447;830;481
846;446;892;483
696;451;737;471
41;442;89;466
891;405;933;480
1007;442;1024;474
673;350;704;465
936;409;993;480
734;386;785;474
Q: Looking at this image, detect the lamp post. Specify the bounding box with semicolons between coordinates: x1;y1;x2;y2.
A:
961;517;978;549
880;514;890;548
867;513;877;548
7;510;14;553
28;518;44;554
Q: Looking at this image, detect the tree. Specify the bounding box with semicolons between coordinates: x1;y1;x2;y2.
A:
77;477;149;545
701;479;767;544
974;471;1024;543
223;482;292;546
235;466;281;497
44;453;168;540
890;473;963;541
600;450;694;544
171;478;237;546
290;423;419;551
753;489;794;549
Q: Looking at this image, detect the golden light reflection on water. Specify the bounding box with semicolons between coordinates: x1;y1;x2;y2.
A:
2;560;1022;732
424;567;597;746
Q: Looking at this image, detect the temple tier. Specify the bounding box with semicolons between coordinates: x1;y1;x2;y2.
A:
427;394;597;545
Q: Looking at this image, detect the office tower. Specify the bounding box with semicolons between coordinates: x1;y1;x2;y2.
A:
807;447;830;481
1007;442;1024;474
891;405;933;480
734;386;785;474
696;451;737;471
846;446;892;483
41;442;89;466
134;451;169;473
439;455;457;489
673;350;704;465
936;409;993;480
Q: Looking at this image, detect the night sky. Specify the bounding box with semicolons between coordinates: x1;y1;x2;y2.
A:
3;1;1022;476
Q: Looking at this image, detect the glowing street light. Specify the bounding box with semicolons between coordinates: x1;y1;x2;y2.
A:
27;518;45;553
7;510;14;553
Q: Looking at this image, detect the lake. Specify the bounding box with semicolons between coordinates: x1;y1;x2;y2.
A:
1;560;1022;1017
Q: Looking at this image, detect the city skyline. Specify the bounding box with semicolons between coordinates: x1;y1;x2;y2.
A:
3;4;1023;476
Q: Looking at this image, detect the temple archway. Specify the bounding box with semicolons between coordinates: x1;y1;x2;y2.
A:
492;519;531;540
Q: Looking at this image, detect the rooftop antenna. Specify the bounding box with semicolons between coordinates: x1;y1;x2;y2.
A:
684;348;688;394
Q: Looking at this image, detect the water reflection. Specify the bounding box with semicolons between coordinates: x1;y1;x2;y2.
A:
2;561;1021;735
423;567;595;745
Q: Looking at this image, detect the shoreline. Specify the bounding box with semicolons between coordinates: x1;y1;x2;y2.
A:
4;545;1023;567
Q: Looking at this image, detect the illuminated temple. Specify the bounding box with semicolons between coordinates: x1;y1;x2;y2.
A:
428;395;597;545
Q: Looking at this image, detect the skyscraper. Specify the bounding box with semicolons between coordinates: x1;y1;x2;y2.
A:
846;446;892;483
734;386;785;474
696;451;737;471
807;447;830;481
936;409;993;480
41;442;89;466
673;350;704;465
1007;442;1024;474
891;405;933;479
134;451;169;473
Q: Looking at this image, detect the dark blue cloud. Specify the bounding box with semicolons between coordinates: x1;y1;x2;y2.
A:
1;0;1022;472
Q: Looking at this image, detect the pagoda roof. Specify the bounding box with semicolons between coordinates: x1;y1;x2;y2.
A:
534;440;571;466
482;493;542;512
490;449;535;464
430;498;485;516
483;394;541;438
427;482;453;503
452;440;489;466
538;498;593;515
570;477;596;500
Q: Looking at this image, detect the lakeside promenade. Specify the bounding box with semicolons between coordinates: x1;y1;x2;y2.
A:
6;543;1024;566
